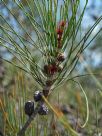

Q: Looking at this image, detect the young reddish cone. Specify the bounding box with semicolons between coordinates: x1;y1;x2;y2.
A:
49;64;57;75
56;28;63;35
59;21;66;27
57;35;62;41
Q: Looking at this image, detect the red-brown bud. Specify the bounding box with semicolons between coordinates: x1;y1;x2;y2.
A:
50;64;57;75
59;21;66;27
44;64;58;75
57;53;65;62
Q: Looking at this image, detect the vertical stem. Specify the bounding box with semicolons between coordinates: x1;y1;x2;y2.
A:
17;80;52;136
17;103;41;136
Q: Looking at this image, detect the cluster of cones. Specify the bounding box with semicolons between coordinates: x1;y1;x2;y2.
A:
24;90;48;117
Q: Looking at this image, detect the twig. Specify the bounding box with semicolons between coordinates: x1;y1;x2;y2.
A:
17;83;52;136
17;102;41;136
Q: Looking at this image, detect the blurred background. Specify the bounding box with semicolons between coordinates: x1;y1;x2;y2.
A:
0;0;102;135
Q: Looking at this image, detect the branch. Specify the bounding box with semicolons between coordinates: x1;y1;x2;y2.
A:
17;83;52;136
17;103;41;136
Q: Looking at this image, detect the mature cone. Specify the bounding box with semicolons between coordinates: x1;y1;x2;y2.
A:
34;91;42;102
38;104;48;115
24;101;34;116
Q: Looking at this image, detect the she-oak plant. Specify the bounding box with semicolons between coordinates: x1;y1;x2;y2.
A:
0;0;102;136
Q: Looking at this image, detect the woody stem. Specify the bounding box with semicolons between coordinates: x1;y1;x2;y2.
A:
17;80;52;136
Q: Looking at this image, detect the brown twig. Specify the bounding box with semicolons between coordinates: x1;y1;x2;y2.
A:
17;82;52;136
17;102;41;136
